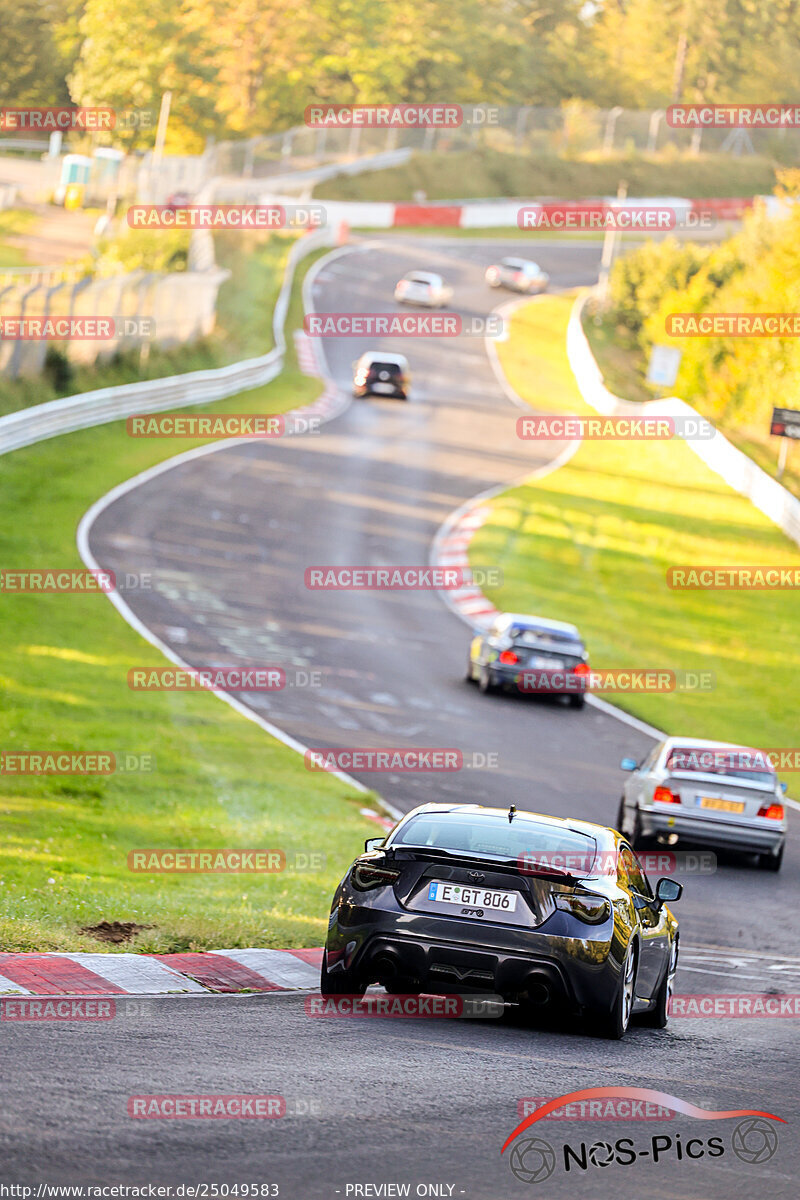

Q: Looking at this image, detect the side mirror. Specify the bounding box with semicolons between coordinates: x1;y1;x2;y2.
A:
654;878;683;909
364;836;386;853
780;781;788;794
620;757;638;772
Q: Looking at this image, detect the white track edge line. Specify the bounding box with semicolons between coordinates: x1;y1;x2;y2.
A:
76;242;404;823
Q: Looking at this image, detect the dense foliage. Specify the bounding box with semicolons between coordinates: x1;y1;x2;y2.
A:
3;1;800;150
605;172;800;427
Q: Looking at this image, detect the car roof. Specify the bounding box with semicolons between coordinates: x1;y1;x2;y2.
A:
394;802;617;846
404;271;442;284
498;612;582;638
358;351;409;367
501;257;537;269
661;736;767;756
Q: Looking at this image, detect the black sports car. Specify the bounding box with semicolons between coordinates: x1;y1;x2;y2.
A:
321;803;682;1039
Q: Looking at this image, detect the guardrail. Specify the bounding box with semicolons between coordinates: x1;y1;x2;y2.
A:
567;291;800;549
0;225;336;457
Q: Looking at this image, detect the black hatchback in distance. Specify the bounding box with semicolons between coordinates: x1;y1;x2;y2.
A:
352;351;410;399
321;803;682;1039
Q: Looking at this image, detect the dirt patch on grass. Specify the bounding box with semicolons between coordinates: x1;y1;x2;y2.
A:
80;921;154;945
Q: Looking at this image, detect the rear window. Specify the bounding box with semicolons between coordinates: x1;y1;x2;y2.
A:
390;812;597;872
666;746;775;786
408;275;432;286
511;627;582;648
368;361;403;375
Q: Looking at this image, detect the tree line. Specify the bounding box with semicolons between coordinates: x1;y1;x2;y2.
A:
4;0;800;151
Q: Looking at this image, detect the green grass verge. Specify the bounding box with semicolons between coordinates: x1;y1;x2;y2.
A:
316;149;779;203
0;209;35;268
0;245;380;955
582;305;800;503
469;295;800;777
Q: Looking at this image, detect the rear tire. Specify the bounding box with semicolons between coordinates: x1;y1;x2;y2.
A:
615;797;627;835
590;943;637;1040
759;844;784;872
630;807;649;850
478;666;496;694
320;949;366;997
465;658;476;683
569;694;585;709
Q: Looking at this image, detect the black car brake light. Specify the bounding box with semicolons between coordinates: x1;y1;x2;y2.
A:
351;859;402;891
554;892;610;924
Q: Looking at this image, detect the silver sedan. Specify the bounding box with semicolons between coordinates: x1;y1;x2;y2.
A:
616;736;788;871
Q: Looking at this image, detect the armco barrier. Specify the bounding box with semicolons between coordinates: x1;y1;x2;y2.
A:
0;226;335;457
567;291;800;549
256;195;761;230
689;197;755;220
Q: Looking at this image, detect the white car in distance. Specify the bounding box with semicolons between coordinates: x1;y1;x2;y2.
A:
394;271;453;308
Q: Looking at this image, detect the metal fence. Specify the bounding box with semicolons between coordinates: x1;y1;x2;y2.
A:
209;105;800;179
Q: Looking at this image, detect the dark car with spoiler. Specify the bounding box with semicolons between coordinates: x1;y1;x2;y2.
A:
321;803;682;1039
466;612;590;708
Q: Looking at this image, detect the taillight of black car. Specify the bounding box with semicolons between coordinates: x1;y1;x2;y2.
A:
351;859;402;891
554;892;610;924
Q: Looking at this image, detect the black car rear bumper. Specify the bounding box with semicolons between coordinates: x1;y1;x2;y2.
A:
326;907;620;1013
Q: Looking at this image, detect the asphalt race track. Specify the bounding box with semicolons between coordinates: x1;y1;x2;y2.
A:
3;237;798;1197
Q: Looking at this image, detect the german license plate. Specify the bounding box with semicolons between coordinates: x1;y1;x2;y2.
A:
530;655;564;669
372;382;395;394
427;881;518;912
698;796;745;813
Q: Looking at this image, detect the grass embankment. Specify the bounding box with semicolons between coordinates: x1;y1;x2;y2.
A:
316;149;778;203
582;306;800;503
469;295;800;771
0;231;294;418
0;244;379;956
0;209;35;267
